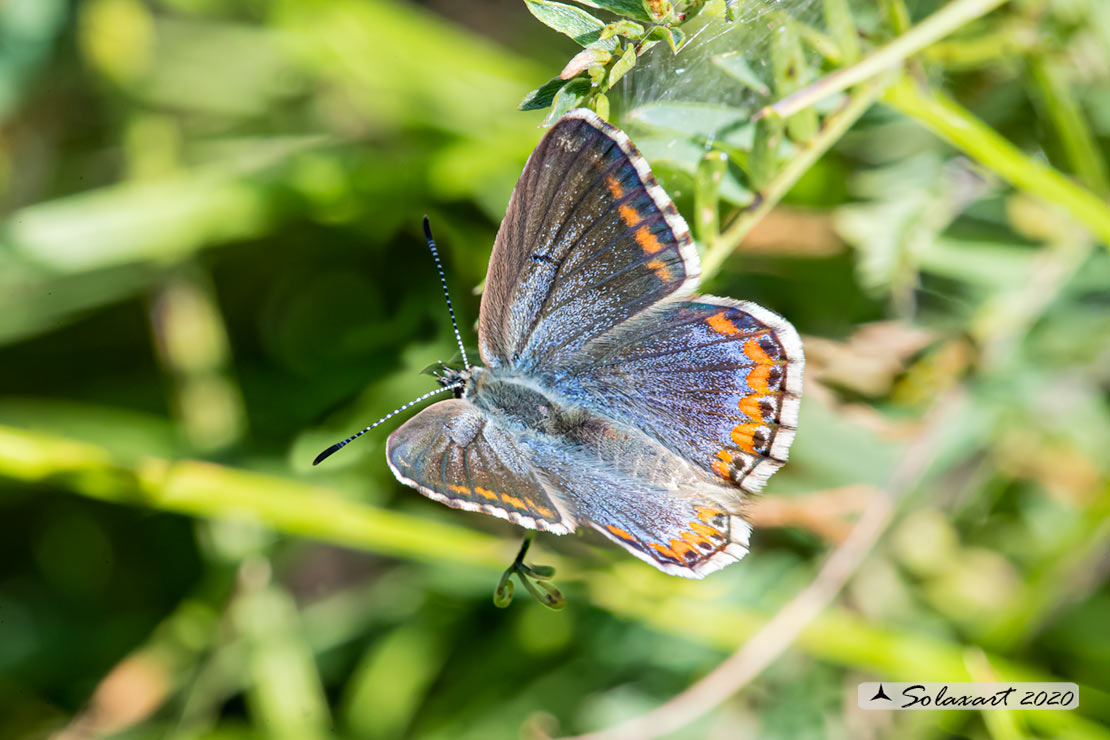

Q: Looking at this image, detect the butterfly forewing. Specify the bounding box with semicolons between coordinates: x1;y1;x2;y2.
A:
479;110;699;373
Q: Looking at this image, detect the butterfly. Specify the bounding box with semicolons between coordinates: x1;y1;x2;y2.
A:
316;109;804;578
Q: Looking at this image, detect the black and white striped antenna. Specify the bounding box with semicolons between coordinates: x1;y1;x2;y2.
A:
312;385;459;465
423;215;470;370
313;216;471;466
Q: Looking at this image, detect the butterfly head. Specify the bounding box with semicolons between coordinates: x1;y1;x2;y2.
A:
425;361;472;399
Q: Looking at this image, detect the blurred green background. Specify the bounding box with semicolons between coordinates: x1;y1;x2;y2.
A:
0;0;1108;738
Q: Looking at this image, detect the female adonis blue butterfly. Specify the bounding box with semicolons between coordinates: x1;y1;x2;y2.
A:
316;109;804;578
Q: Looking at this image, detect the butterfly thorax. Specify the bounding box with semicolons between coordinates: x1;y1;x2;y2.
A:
464;367;588;440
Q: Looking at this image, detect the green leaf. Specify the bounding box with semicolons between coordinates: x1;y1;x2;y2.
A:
642;0;674;22
823;0;861;64
571;0;653;22
632;134;754;206
520;574;566;610
667;25;686;52
524;0;618;50
493;571;515;607
627;102;753;145
643;24;683;53
634;38;662;57
522;563;557;579
593;92;610;120
607;43;637;88
917;237;1036;288
543;76;591;125
712;52;770;97
519;76;567;111
600;19;646;41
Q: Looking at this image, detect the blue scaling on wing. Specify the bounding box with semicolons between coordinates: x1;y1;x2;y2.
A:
477;109;700;374
523;415;752;578
550;296;805;494
386;400;573;534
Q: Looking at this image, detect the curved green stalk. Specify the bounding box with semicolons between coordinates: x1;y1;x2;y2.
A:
759;0;1011;120
884;76;1110;247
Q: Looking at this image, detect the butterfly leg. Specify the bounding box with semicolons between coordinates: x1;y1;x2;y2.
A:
493;532;565;610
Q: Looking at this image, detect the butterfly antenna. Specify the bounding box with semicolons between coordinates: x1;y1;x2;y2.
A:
423;216;471;370
313;385;458;465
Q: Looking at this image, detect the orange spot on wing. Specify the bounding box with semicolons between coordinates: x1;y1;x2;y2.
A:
695;505;723;524
681;530;714;550
712;450;738;480
744;337;774;365
606;524;637;541
475;486;498;501
447;484;470;495
646;258;673;282
712;450;734;479
668;538;698;561
533;505;555;519
738;394;765;423
689;521;722;540
747;364;773;393
712;459;730;479
706;312;740;335
634;224;663;254
500;493;527;510
605;174;624;199
731;422;765;453
619;204;640;227
649;542;678;560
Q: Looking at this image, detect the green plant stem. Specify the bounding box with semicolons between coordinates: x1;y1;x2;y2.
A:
1027;55;1110;196
0;425;515;572
701;77;889;280
823;0;861;64
883;75;1110;246
583;578;1110;740
759;0;1011;120
923;22;1038;67
879;0;912;35
3;423;1109;739
982;478;1110;649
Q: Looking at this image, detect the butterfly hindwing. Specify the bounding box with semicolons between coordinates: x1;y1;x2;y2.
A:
478;109;699;373
527;420;751;578
552;296;804;493
589;498;749;578
386;399;574;533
